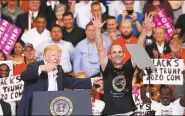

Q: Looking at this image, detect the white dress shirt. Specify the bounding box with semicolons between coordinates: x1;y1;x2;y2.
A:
21;28;51;48
35;40;74;73
47;70;58;91
108;1;142;18
28;11;38;30
156;42;165;54
74;1;106;29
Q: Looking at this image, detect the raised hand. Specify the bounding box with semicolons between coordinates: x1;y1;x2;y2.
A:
130;12;138;21
92;16;106;29
143;13;154;30
122;10;128;19
40;63;57;72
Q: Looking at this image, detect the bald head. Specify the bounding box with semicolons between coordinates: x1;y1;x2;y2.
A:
153;26;167;43
120;20;132;28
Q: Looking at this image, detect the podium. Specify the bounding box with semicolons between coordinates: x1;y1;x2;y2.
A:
32;90;93;115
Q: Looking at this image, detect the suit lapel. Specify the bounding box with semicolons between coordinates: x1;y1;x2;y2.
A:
153;42;159;52
25;13;29;29
57;65;64;91
57;76;63;90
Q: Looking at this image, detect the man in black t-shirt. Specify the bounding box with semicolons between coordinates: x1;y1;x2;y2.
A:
92;13;153;115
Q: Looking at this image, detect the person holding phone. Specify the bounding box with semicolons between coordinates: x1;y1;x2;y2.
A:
117;0;144;37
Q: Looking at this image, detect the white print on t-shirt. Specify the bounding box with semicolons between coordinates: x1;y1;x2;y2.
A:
161;108;172;115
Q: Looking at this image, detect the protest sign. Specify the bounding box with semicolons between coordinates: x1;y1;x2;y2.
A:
153;10;175;41
0;60;13;76
0;19;22;57
0;76;24;102
143;59;184;85
132;87;150;115
132;86;140;94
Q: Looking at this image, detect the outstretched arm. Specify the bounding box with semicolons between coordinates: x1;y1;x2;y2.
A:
92;16;107;71
137;13;153;45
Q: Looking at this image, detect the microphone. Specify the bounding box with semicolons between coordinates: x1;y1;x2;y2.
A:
57;65;62;72
57;65;64;90
57;65;63;76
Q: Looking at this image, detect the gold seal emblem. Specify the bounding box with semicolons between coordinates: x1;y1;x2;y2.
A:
50;96;73;115
112;75;126;92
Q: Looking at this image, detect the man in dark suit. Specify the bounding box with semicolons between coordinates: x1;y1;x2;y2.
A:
0;100;11;116
145;26;171;58
17;44;102;115
16;0;45;32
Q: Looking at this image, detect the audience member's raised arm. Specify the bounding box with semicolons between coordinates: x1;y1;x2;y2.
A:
92;16;107;71
137;13;153;45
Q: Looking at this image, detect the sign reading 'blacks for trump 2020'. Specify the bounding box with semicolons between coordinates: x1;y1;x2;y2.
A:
0;19;21;57
143;59;184;85
0;76;24;102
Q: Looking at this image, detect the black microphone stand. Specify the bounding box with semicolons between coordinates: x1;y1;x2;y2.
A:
145;67;155;116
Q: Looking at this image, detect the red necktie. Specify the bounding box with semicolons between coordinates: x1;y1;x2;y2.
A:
31;13;35;28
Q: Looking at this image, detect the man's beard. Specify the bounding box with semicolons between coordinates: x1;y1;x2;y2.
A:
121;32;132;40
160;99;170;106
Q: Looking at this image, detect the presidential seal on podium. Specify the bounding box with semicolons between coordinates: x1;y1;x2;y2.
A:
50;96;73;115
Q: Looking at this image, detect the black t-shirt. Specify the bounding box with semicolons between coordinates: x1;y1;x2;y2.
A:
62;26;86;47
175;14;185;37
101;59;136;115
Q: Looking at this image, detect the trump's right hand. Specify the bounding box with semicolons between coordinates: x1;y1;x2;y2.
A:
40;63;57;72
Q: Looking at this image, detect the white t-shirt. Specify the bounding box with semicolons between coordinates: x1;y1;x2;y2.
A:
21;28;51;48
151;99;185;115
92;99;105;115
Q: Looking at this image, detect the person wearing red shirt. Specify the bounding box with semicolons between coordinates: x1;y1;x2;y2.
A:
163;33;185;64
13;43;36;76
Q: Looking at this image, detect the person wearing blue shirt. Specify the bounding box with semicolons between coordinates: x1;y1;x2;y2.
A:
73;21;108;77
117;0;144;37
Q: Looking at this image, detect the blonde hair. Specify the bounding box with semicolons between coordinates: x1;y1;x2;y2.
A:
55;3;67;13
120;19;132;28
76;71;89;78
43;45;62;56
